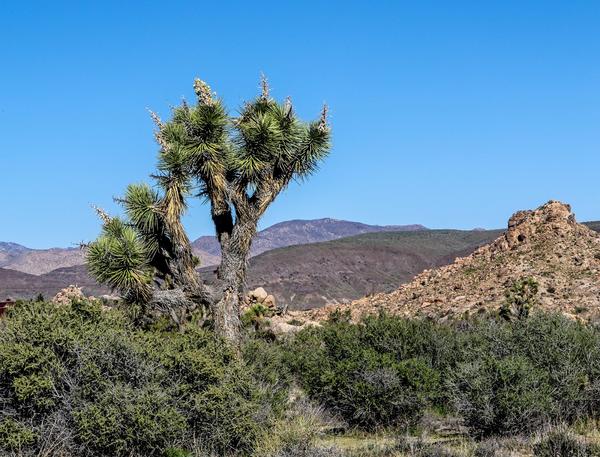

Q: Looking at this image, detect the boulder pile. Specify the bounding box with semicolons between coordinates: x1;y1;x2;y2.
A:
244;287;278;311
52;285;87;305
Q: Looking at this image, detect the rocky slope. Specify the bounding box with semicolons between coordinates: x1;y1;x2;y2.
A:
228;229;502;309
307;201;600;321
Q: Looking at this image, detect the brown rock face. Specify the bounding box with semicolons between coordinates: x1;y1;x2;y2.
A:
306;200;600;322
504;201;576;249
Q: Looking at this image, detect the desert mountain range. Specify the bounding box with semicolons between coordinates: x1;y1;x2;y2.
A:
3;208;600;313
0;219;426;276
0;219;426;303
192;218;427;259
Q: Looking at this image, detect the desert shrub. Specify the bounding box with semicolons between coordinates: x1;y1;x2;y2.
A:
242;303;274;329
0;341;62;413
456;314;600;427
0;417;37;450
513;315;599;421
253;399;340;457
243;336;293;418
286;313;452;428
287;312;600;436
443;312;600;437
190;374;263;452
73;384;186;455
473;439;504;457
448;355;553;436
0;300;277;456
533;426;600;457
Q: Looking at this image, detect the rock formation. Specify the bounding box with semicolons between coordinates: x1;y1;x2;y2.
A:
52;285;87;305
244;287;279;313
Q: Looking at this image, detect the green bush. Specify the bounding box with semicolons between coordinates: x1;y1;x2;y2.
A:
242;336;293;418
0;300;278;456
0;341;61;412
73;384;187;455
448;355;553;436
286;313;449;428
287;312;600;436
4;299;600;455
0;417;37;450
511;314;600;422
190;375;263;452
500;277;539;321
453;314;600;428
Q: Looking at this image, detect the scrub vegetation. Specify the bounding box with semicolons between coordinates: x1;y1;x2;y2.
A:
3;298;600;456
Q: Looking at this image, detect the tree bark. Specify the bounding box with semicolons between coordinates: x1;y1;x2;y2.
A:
211;251;244;344
211;218;256;346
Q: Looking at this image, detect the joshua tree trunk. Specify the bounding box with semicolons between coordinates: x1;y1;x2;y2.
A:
212;253;244;343
211;212;256;344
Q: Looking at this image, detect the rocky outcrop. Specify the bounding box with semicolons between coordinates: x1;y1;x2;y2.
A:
52;285;87;305
244;287;279;312
247;287;268;303
307;201;600;322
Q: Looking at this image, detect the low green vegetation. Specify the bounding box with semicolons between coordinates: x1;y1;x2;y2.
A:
533;426;600;457
2;299;600;456
286;310;600;437
0;300;280;456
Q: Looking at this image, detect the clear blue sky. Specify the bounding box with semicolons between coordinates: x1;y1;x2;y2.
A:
1;1;599;248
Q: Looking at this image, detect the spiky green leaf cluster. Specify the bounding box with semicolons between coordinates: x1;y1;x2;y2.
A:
86;218;153;303
154;78;331;201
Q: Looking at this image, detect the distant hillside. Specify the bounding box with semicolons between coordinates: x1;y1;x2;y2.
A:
0;265;108;299
3;218;600;307
308;202;600;322
0;242;86;276
0;218;426;275
4;227;485;304
0;242;29;257
200;228;503;310
0;242;218;276
193;218;426;260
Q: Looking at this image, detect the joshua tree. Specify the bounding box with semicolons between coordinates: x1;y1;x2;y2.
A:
86;76;331;344
500;277;539;321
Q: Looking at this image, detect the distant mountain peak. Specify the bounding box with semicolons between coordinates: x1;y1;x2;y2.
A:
0;242;28;253
192;218;427;262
